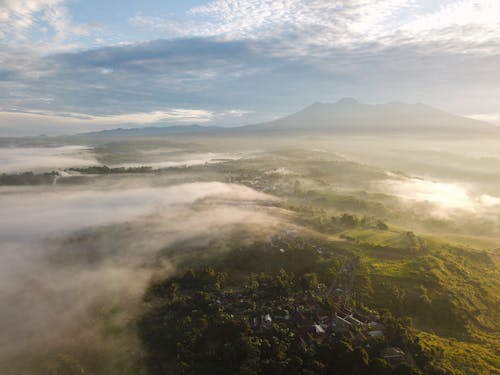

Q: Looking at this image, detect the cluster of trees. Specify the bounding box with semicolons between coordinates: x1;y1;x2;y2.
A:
293;207;390;234
69;165;153;174
0;171;58;185
334;213;388;230
138;267;440;375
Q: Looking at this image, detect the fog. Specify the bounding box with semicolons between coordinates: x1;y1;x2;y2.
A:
383;175;474;212
2;134;500;372
112;152;242;169
0;179;289;371
0;146;97;173
0;182;274;241
379;175;500;221
0;145;244;173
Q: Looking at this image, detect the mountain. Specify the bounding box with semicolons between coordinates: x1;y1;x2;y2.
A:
77;124;223;137
76;99;497;137
239;98;497;134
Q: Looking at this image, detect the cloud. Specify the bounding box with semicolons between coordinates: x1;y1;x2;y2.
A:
0;0;90;50
0;44;54;79
0;182;277;241
0;38;287;133
1;34;498;135
0;145;97;173
132;0;415;51
466;113;500;126
382;174;500;217
0;181;285;365
82;108;214;124
402;0;500;49
480;194;500;207
131;0;500;56
1;2;499;135
0;107;217;135
113;152;242;170
385;176;474;211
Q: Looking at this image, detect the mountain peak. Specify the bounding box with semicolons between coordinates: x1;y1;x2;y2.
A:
247;99;496;134
336;97;360;105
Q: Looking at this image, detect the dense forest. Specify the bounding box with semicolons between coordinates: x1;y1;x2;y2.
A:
138;235;473;375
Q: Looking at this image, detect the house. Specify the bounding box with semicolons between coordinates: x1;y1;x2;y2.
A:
352;312;370;324
307;324;326;344
367;330;384;338
345;314;363;326
275;309;291;321
332;314;352;333
367;321;385;331
381;347;406;365
318;315;331;330
262;314;273;329
352;332;368;346
313;324;325;335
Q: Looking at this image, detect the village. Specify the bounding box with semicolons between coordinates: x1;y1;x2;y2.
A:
206;239;412;368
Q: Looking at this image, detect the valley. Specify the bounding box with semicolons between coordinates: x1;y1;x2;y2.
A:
0;132;498;374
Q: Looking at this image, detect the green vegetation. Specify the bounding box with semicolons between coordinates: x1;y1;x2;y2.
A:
138;248;436;374
138;219;499;374
2;140;498;374
0;171;59;185
69;165;153;174
131;146;499;375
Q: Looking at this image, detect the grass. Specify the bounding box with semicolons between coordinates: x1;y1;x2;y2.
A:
417;331;500;375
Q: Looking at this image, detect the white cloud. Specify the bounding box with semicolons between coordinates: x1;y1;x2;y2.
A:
0;182;276;241
480;194;500;207
0;107;213;125
89;109;215;124
130;0;500;55
0;145;97;173
385;177;474;211
466;113;500;126
134;0;414;47
0;0;91;51
0;181;283;360
220;109;253;117
400;0;500;52
383;175;500;217
0;106;257;135
114;152;242;170
405;0;500;33
0;44;51;78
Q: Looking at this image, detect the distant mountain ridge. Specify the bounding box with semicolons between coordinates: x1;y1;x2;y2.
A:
78;124;222;137
77;99;497;137
240;98;495;133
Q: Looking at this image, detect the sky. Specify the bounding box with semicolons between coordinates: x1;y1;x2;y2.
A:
0;0;499;135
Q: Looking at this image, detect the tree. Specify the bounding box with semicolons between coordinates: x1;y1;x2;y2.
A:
392;363;422;375
369;358;393;375
376;221;389;230
340;213;360;227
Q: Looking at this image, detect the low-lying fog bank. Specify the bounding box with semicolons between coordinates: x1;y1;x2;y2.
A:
380;173;500;219
2;133;500;373
0;182;275;241
0;144;246;174
0;145;97;173
112;152;242;170
0;181;291;372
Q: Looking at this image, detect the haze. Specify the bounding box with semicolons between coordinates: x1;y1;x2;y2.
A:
0;1;499;375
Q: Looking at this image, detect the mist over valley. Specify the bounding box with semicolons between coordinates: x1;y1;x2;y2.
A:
1;1;499;373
